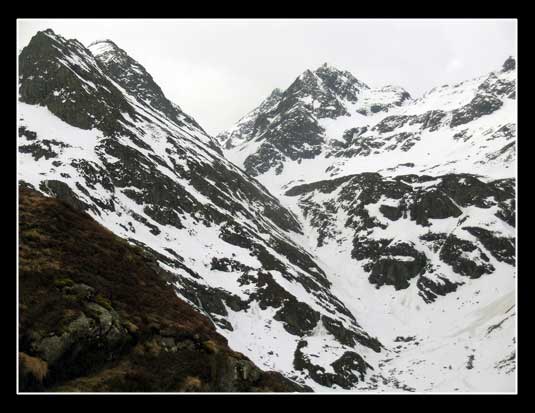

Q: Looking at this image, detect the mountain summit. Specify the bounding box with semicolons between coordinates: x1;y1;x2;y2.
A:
217;63;412;176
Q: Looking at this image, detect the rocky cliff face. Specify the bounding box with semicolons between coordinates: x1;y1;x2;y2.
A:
18;187;307;392
284;173;515;302
18;29;383;391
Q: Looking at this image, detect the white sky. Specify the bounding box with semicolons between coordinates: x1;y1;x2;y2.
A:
17;19;517;136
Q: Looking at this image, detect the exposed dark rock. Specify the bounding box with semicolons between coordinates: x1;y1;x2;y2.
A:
19;126;38;140
394;336;416;342
19;30;135;135
466;354;475;370
352;238;391;262
39;180;91;213
379;204;403;221
244;142;287;176
293;340;373;389
210;257;251;273
368;242;427;290
19;140;62;161
89;40;207;136
287;173;514;299
243;105;325;176
502;56;515;72
463;226;515;265
436;174;510;208
453;129;472;142
419;232;448;253
251;272;320;336
231;64;373;176
417;275;462;303
409;110;446;131
478;73;515;98
373;115;415;134
409;189;462;226
496;199;515;227
450;93;503;127
322;316;382;352
439;234;495;278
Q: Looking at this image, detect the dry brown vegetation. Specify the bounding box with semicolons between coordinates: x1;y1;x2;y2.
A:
18;187;306;393
20;352;48;383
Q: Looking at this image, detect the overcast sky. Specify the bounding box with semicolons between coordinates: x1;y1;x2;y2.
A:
17;19;517;136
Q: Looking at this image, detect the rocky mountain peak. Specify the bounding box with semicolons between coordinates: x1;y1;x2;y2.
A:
88;39;154;85
23;28;85;59
314;63;369;88
219;63;415;175
28;29;89;57
289;69;322;96
19;28;135;135
294;63;370;96
315;63;370;98
34;28;65;43
502;56;516;72
280;64;369;120
312;62;349;77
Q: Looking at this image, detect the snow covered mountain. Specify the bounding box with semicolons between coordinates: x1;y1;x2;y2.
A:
18;29;385;391
219;60;517;391
18;29;516;392
220;60;515;185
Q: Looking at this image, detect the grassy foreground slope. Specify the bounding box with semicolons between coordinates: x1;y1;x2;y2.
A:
18;186;307;392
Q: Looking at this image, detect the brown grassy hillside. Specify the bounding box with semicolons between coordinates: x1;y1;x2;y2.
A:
18;186;308;392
